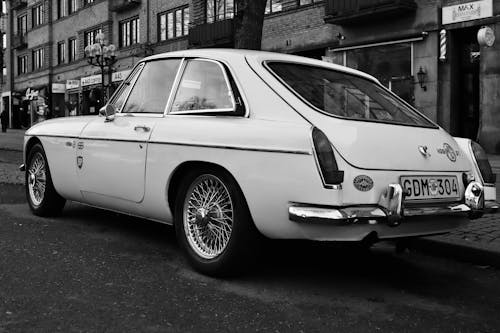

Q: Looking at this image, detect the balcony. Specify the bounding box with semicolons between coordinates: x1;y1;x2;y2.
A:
11;0;27;10
324;0;417;25
188;19;235;47
110;0;141;12
12;34;27;49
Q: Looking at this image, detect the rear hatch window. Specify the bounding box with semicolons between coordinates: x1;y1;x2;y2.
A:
266;62;436;128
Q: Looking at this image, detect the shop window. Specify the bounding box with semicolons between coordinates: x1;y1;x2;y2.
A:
17;14;27;35
171;59;235;113
206;0;234;23
33;48;44;70
265;0;282;14
68;38;77;62
119;17;140;47
32;4;44;28
159;6;189;41
84;28;102;48
57;41;66;65
121;59;181;114
68;0;78;14
17;55;27;75
345;42;413;104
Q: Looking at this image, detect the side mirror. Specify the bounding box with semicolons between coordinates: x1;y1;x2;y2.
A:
99;104;116;122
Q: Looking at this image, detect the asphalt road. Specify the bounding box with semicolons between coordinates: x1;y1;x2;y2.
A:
1;183;500;332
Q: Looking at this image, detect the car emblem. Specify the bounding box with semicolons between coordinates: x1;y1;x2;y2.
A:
77;156;83;169
437;143;457;162
353;175;374;192
429;179;438;195
418;145;431;158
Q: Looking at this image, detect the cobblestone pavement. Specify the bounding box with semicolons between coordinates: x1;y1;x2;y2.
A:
1;129;500;265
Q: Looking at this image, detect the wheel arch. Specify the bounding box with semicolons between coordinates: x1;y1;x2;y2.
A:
25;136;43;162
167;160;255;223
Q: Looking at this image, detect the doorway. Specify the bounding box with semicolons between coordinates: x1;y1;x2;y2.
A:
451;27;480;140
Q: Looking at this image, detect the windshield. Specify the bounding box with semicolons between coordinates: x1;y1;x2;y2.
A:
267;62;436;128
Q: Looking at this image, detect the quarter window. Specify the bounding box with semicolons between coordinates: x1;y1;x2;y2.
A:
171;60;235;113
121;59;181;114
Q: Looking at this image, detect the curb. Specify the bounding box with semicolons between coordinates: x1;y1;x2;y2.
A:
409;237;500;268
0;148;23;153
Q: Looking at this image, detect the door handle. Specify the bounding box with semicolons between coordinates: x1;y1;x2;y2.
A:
134;125;150;132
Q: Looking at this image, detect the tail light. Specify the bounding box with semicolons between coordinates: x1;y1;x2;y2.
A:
312;127;344;187
471;141;496;184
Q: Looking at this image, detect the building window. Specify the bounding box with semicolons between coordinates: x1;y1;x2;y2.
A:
33;48;44;70
32;4;44;28
159;6;189;41
83;0;95;5
57;0;67;19
84;28;102;47
69;38;77;62
206;0;234;23
1;33;5;49
265;0;282;14
119;17;140;47
17;15;27;35
57;41;66;65
68;0;78;14
18;55;28;75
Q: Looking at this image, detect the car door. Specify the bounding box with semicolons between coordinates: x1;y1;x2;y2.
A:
77;58;182;205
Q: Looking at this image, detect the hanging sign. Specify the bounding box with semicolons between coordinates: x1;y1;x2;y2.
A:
442;0;493;25
112;70;131;82
81;74;102;87
477;26;495;47
66;80;80;90
25;88;39;100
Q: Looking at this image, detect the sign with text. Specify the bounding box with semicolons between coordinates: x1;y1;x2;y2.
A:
112;70;131;82
52;83;66;93
442;0;493;25
66;80;80;90
81;74;102;87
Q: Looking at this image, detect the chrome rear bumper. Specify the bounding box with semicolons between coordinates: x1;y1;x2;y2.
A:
289;181;498;226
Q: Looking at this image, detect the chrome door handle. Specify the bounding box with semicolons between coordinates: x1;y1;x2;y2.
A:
134;125;150;132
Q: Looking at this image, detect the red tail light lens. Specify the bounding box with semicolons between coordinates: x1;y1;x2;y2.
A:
312;127;344;186
471;141;496;184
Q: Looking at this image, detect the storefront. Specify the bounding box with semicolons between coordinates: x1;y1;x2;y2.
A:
51;83;66;118
81;74;103;115
65;80;80;116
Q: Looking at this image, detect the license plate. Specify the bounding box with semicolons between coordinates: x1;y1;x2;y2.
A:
400;175;460;201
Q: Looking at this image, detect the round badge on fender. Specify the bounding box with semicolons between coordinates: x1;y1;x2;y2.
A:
353;175;374;192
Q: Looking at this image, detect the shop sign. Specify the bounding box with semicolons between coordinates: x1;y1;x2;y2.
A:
25;88;39;100
81;74;102;87
442;0;493;25
477;26;495;47
112;70;131;82
66;80;80;90
52;83;66;94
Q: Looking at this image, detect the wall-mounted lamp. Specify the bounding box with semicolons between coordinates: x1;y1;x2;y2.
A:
336;32;346;41
417;66;427;91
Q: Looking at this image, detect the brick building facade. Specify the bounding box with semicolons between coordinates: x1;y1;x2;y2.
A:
1;0;500;152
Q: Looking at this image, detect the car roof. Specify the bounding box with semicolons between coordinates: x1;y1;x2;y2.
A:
141;48;379;84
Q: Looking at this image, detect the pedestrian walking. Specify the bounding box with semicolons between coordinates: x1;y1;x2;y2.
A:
0;109;8;133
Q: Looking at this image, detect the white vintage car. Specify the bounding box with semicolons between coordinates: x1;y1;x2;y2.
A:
21;49;497;275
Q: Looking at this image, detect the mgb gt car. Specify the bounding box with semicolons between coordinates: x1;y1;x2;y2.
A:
21;49;498;276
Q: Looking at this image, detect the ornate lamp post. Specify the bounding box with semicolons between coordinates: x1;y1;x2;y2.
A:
84;32;117;103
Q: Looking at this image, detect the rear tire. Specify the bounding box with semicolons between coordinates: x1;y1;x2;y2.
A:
26;143;66;216
174;167;261;276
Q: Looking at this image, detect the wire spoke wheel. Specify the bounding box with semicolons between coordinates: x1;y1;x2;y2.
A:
183;174;234;259
28;152;47;206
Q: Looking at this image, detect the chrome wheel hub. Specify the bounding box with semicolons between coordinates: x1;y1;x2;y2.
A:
27;152;46;206
183;175;233;259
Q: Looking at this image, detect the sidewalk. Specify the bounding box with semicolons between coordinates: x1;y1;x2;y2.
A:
1;129;500;266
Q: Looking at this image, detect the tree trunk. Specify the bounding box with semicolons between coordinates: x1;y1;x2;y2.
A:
234;0;268;50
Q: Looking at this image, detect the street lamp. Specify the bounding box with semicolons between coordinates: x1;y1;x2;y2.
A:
84;32;117;103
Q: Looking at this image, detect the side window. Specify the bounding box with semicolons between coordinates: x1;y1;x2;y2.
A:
122;59;181;114
171;59;235;113
110;65;142;112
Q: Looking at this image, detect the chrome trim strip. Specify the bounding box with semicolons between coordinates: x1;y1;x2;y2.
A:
404;204;471;217
148;140;312;155
163;57;186;115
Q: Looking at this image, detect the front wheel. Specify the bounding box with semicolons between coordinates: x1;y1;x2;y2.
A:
174;168;260;276
26;143;66;216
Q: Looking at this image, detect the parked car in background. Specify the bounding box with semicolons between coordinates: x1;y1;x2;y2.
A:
21;49;498;276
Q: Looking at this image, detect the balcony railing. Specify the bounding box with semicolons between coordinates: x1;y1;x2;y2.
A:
325;0;417;25
12;34;27;49
188;19;235;47
110;0;141;12
11;0;27;10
